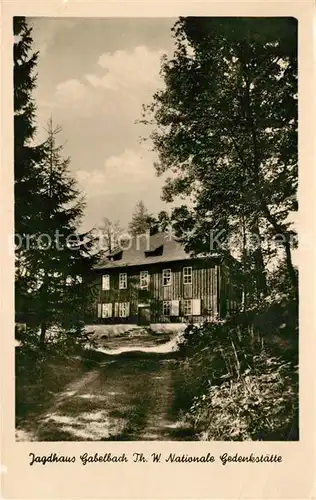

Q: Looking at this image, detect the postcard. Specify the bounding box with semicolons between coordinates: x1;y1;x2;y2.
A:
1;0;315;498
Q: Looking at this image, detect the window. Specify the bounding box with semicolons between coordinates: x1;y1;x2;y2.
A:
162;301;171;316
119;273;127;289
183;299;192;316
140;271;149;290
162;269;172;286
162;300;179;316
183;267;192;285
119;302;130;317
102;303;112;318
102;274;110;290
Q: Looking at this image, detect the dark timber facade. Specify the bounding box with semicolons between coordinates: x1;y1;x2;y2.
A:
89;232;241;324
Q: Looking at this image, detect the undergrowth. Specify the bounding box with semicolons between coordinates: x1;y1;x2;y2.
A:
15;325;94;428
176;305;298;441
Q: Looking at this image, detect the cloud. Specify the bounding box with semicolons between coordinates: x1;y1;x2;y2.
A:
84;45;165;91
76;148;168;231
40;79;99;117
55;79;89;102
40;45;166;120
32;19;175;230
76;148;156;198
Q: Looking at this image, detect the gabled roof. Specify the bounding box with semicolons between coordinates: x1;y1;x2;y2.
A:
94;232;193;270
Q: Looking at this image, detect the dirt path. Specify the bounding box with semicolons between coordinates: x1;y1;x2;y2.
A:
16;350;193;441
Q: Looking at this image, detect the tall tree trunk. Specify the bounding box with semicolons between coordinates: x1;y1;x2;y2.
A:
39;321;46;348
261;203;298;301
241;62;297;301
251;221;267;299
241;215;247;311
283;238;298;302
39;272;49;349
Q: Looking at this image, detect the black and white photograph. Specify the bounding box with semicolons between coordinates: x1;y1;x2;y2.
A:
14;16;299;443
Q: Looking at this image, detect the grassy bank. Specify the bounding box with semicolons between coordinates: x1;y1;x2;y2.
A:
15;324;180;435
15;328;96;432
175;305;298;441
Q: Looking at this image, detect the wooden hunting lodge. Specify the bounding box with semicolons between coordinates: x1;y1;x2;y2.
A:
91;232;241;325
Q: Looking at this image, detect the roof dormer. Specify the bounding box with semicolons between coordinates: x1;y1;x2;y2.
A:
107;248;123;262
144;244;163;258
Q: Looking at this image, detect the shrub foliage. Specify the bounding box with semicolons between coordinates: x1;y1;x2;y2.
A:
177;305;298;441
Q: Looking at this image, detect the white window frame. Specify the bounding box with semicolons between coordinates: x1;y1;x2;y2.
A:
183;299;193;316
183;267;192;285
140;270;149;290
119;302;130;318
162;269;172;287
102;303;112;318
119;273;127;290
162;301;171;316
102;274;110;290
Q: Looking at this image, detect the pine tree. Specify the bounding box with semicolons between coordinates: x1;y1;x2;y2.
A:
128;201;158;236
25;119;98;346
14;17;47;319
13;19;99;343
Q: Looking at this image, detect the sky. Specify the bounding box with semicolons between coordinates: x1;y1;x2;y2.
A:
28;17;177;232
26;17;298;267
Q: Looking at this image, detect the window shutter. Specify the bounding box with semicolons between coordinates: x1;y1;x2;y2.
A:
114;302;119;317
102;275;110;290
102;303;106;318
97;303;102;318
126;302;130;316
171;300;179;316
192;299;201;315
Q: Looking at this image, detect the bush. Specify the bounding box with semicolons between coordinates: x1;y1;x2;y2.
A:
16;322;94;353
176;312;298;441
15;322;95;426
188;354;298;441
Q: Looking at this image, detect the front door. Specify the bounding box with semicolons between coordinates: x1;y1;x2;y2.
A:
138;305;151;325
